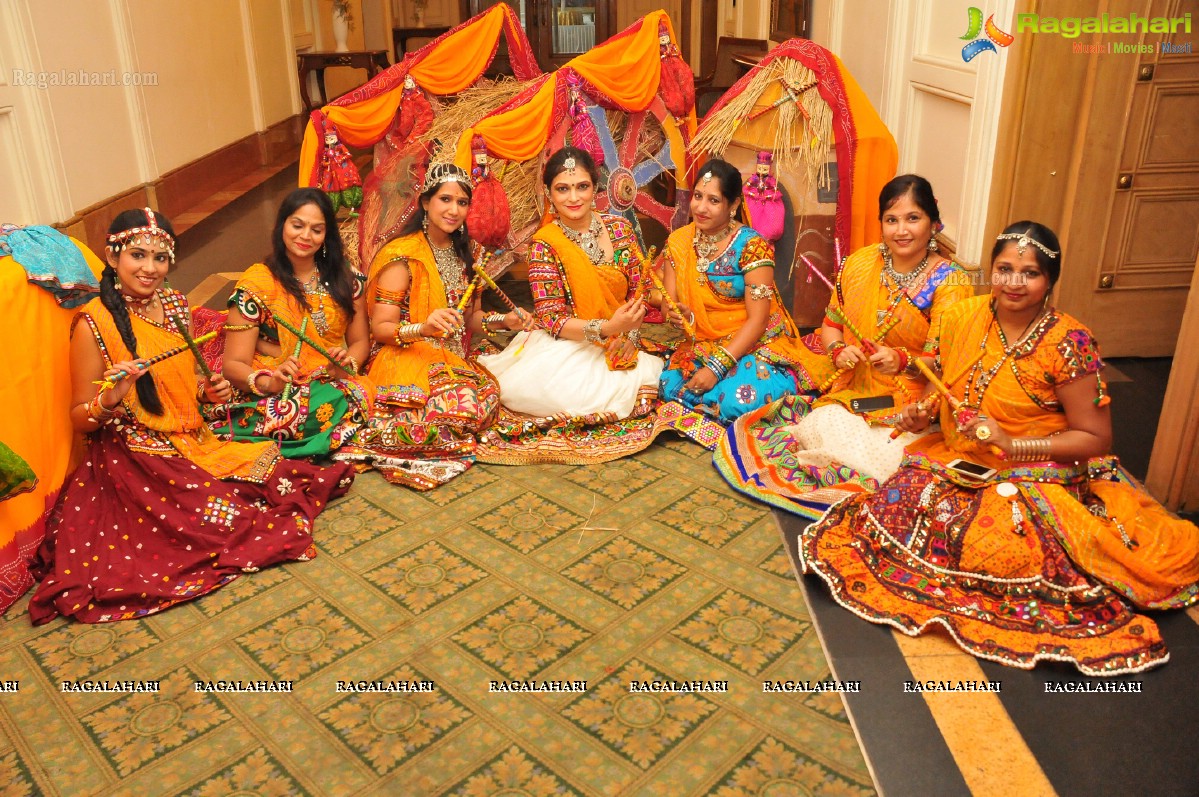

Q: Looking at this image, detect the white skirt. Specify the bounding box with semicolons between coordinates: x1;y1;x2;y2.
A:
477;330;664;418
789;403;929;483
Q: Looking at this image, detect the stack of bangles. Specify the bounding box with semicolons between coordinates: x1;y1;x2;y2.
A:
395;323;423;346
703;346;737;380
583;318;606;344
827;340;847;364
480;313;507;335
1010;437;1052;461
84;391;120;424
247;369;273;397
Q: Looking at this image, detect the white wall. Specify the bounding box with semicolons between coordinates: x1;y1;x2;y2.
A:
0;0;300;226
816;0;1013;263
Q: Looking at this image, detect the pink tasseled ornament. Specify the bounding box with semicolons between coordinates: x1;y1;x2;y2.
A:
466;135;510;247
565;73;605;168
744;151;785;242
657;23;694;119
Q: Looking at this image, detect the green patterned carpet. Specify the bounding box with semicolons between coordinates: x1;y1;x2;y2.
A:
0;437;874;796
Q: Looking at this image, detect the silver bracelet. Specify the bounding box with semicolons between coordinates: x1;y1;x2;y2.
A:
627;328;642;348
583;318;606;343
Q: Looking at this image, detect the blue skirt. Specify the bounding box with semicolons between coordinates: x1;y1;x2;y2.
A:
659;354;798;424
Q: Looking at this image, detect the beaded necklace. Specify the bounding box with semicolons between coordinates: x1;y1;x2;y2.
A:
960;306;1055;411
426;235;468;357
881;247;930;288
556;213;605;265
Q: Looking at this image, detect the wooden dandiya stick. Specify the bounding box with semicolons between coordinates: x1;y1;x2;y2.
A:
168;311;236;436
95;331;219;389
272;314;358;376
887;359;1004;458
280;317;307;403
473;255;541;356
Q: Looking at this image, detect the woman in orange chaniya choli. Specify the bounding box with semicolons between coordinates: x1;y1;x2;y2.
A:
801;222;1199;675
30;209;353;624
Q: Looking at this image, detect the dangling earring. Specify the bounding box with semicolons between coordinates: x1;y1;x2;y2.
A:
927;236;939;253
422;215;429;232
320;243;327;259
878;243;888;257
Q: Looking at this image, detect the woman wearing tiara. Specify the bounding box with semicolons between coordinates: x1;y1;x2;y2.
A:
30;209;353;624
799;221;1199;675
475;146;665;463
217;188;373;457
334;162;529;489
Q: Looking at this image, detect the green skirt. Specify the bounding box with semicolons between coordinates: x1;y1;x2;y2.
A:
213;379;368;458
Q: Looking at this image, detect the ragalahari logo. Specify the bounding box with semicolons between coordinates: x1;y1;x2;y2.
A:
961;7;1014;61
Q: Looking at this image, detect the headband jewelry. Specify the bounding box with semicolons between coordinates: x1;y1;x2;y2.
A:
996;231;1057;259
106;207;176;263
420;161;471;194
563;155;577;174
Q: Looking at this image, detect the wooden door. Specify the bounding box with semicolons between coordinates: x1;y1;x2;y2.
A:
991;0;1199;357
1060;0;1199;356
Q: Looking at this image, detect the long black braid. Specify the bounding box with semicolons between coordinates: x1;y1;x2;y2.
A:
101;208;177;416
98;265;164;415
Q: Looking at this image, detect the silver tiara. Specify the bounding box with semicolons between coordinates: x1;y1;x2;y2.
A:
420;162;471;194
996;231;1057;259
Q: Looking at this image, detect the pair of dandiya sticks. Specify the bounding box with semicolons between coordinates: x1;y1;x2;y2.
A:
886;358;1006;460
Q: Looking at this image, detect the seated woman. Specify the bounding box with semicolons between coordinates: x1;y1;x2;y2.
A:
658;158;832;430
30;209;353;624
802;222;1199;675
476;147;665;463
217;188;372;457
716;175;971;518
335;163;528;490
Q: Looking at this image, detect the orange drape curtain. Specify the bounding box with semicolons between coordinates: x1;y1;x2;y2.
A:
831;53;897;251
298;5;510;184
453;11;696;171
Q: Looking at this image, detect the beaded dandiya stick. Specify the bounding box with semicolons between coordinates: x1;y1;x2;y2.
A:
279;317;307;403
900;359;1004;459
473;260;540;356
800;253;834;290
94;331;219;390
643;254;694;340
272;315;358;376
168;311;235;436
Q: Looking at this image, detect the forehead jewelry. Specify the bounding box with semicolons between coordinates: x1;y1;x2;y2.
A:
563;155;577;175
996;231;1057;259
701;171;714;186
106;207;176;263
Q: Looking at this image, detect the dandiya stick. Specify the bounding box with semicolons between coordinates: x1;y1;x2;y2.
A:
272;315;358;376
280;317;306;403
800;253;834;291
473;261;539;356
168;311;233;436
643;253;694;340
95;330;219;389
888;359;1004;458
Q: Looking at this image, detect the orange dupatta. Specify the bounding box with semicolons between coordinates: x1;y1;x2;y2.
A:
534;222;632;320
81;296;277;481
819;245;970;421
365;233;466;397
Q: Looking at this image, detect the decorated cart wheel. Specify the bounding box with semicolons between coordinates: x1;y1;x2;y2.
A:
547;96;690;249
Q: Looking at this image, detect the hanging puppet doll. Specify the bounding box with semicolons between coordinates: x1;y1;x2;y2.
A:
743;150;785;242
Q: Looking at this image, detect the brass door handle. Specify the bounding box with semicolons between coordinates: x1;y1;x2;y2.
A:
1099;274;1114;289
1117;173;1133;189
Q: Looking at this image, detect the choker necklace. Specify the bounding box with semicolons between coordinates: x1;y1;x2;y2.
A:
122;290;158;310
695;222;736;272
556;213;605;265
881;247;930;288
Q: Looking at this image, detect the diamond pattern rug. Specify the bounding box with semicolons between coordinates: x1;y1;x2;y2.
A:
0;437;874;796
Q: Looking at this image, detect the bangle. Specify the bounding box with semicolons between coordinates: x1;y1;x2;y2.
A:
827;340;847;363
374;286;405;306
1011;437;1052;461
86;392;119;424
703;356;729;381
626;328;642;348
343;355;359;376
247;369;272;397
583;318;606;344
395;323;423;346
482;313;507;335
894;347;911;373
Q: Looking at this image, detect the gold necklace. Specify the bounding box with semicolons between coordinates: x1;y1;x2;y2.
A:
301;271;331;336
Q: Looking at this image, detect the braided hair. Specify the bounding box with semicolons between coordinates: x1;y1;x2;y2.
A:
101;208;176;415
265;188;356;317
